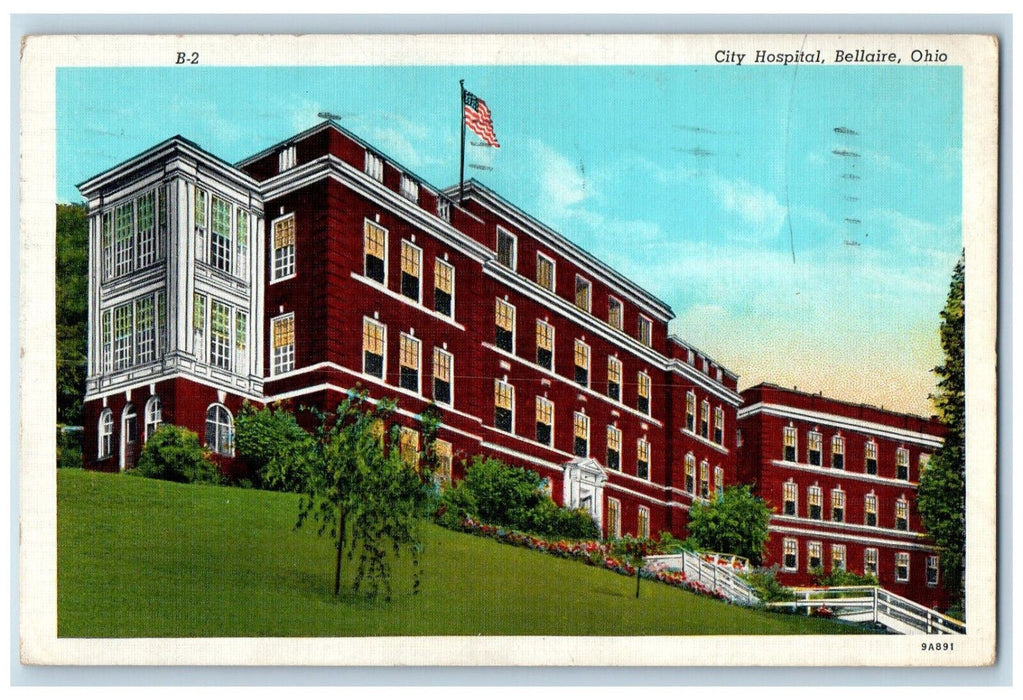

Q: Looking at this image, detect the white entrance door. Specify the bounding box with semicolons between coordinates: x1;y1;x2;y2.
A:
562;457;608;526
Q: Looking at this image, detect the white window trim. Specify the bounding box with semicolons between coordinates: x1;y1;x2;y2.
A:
433;347;454;406
495;379;516;434
98;408;114;458
398;332;422;395
638;314;653;347
278;145;297;172
574;411;590;457
607;295;624;331
536;251;556;292
607;497;622;539
434;258;456;319
535;319;555;369
364;151;384;182
400;239;424;303
782;537;799;572
362;316;387;380
363;217;389;287
270;312;296;377
895;552;911;582
144;395;162;442
636;437;651;481
269;212;297;284
637;505;651;539
536;395;554;446
574;338;591;389
574;274;592;313
495;297;517;355
496;226;518;271
205;402;234;457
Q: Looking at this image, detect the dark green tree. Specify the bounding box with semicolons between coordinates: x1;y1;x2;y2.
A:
289;393;439;600
234;402;314;491
918;254;966;611
686;485;772;565
56;203;89;425
133;424;224;485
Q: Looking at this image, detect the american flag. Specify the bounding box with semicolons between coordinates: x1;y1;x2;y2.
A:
463;90;500;148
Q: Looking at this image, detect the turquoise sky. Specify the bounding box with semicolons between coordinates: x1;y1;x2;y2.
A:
57;65;962;415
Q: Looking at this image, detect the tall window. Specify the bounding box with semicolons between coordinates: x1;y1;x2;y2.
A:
700;400;710;439
114;303;132;370
363;220;387;284
864;548;879;577
114;202;134;277
608;297;623;330
686;392;696;432
271;314;295;375
573;412;589;457
432;348;453;405
362;318;385;378
205;404;233;456
865;440;878;475
235;210;248;280
636;372;651;415
831;435;845;469
235;311;248;374
399;427;420;470
434;259;454;317
684;454;696;493
535;397;553;446
575;275;591;312
101;212;113;279
495;299;516;352
636;438;650;480
194;189;207;264
807;431;822;466
99;409;113;458
400;240;422;302
144;396;162;441
210;300;232;371
606;425;621;471
637;506;650;540
134;296;155;365
494;380;514;433
699;460;710;498
638;316;652;347
193;293;206;363
535;320;554;370
536;253;555;291
807;541;822;571
607;356;622;401
783;426;797;462
831;545;846;572
926;556;939;586
783;538;798;570
435;440;453;485
864;493;878;527
210;196;232;273
399;175;419;203
399;334;420;392
272;214;296;281
783;481;797;515
831;488;845;523
574;340;590;387
497;228;516;269
607;498;621;539
436;197;451;222
895;498;909;531
807;486;822;520
895;552;910;582
365;151;383;181
714;467;724;496
136;190;157;268
713;407;725;445
896;447;910;480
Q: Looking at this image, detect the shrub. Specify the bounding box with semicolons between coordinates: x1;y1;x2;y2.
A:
744;566;797;603
234;403;313;491
436;456;599;540
812;568;879;588
687;485;771;564
133;425;224;485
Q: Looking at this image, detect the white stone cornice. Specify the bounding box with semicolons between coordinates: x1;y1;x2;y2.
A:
738;402;944;448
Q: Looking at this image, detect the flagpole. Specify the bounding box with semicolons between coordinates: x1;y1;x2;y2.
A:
459;79;466;203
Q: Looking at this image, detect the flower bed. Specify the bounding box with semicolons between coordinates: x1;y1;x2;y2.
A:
446;517;737;605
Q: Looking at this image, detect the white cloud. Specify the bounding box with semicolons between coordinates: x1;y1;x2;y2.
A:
709;176;787;235
530;139;594;215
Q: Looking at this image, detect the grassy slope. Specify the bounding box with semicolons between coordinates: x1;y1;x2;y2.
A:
57;470;866;637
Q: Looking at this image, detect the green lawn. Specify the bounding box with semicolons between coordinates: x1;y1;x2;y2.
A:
57;469;868;637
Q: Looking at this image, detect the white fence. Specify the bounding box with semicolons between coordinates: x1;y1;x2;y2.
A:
644;552;759;606
769;586;966;635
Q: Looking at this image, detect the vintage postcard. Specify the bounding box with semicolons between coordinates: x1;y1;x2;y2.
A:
19;33;998;666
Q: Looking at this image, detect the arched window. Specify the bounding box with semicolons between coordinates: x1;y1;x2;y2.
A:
98;409;113;458
145;396;162;441
205;404;233;456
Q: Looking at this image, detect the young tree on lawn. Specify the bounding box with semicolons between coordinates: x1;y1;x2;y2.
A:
918;254;966;611
291;393;439;600
686;485;771;565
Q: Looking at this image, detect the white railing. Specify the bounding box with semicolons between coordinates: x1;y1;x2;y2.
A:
769;586;966;635
644;552;759;606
